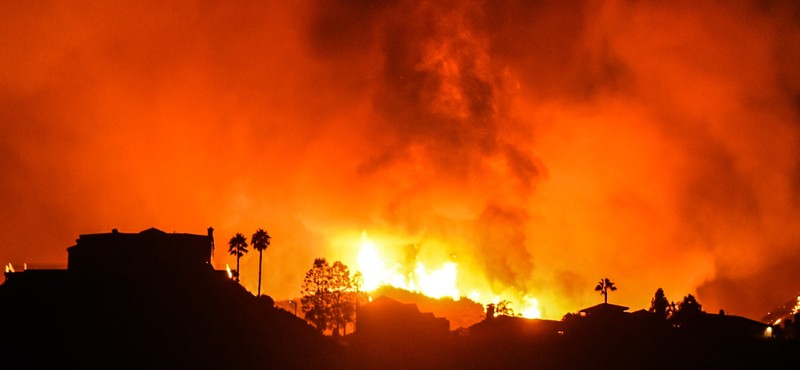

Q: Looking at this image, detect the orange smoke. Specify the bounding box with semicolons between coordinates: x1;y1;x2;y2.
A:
2;0;800;320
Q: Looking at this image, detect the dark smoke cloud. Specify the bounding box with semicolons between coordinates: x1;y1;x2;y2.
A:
2;0;800;319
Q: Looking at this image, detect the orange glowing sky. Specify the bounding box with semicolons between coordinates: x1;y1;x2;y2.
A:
2;0;800;320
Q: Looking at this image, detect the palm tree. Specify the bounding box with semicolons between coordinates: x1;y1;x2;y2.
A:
251;228;271;296
496;300;515;316
228;233;248;282
595;278;617;304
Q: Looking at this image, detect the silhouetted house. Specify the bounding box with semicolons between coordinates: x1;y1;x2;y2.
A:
690;313;770;339
783;317;797;339
628;307;666;322
4;228;221;285
468;314;562;340
67;227;215;276
565;303;653;337
356;296;449;341
579;302;629;318
351;296;450;370
2;267;70;285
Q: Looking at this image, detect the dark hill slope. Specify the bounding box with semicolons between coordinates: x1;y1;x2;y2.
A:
0;269;346;370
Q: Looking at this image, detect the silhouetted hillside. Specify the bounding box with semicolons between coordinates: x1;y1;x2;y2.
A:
0;268;345;369
370;285;484;330
0;228;345;370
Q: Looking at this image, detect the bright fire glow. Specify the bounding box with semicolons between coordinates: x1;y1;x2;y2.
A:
356;231;541;318
520;296;540;319
791;295;800;315
357;232;397;291
357;231;459;300
226;264;233;279
415;262;459;299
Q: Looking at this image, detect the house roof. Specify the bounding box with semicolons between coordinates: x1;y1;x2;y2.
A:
579;303;630;315
139;227;166;235
364;295;422;315
467;315;563;337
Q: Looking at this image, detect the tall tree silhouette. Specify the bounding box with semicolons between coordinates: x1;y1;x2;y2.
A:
649;288;671;320
300;258;362;334
329;261;354;336
595;278;617;304
251;229;271;296
228;233;248;282
352;271;366;332
301;258;332;331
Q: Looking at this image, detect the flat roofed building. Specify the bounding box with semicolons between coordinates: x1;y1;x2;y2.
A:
66;227;215;276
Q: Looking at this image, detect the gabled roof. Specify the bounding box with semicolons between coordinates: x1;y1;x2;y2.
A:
364;295;422;315
579;303;630;315
139;228;166;235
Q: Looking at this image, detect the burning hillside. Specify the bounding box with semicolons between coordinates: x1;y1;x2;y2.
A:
355;231;541;319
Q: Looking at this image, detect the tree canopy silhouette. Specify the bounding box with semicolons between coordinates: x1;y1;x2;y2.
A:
228;233;248;282
671;294;704;326
301;258;332;331
594;278;617;304
649;288;671;320
329;261;355;336
251;229;271;296
677;294;702;313
300;258;361;335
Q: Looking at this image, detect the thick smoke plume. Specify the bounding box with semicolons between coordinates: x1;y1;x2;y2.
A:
2;0;800;319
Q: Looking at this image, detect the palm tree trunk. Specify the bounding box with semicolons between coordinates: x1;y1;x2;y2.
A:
604;289;608;304
236;254;241;282
258;250;263;296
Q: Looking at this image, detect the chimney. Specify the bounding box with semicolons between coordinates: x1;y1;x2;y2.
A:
486;303;495;322
208;227;215;263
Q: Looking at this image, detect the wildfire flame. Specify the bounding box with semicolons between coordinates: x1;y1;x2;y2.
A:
791;295;800;315
226;264;232;279
356;231;541;318
415;261;459;300
520;296;541;319
357;231;459;300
